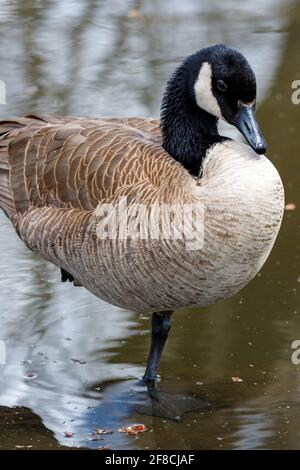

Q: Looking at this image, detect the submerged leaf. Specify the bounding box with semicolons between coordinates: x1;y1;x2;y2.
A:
118;424;147;435
94;429;113;435
285;203;296;211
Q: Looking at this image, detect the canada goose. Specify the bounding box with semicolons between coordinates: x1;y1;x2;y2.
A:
0;45;284;403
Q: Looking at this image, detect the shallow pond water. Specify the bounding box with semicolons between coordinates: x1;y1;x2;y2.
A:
0;0;300;450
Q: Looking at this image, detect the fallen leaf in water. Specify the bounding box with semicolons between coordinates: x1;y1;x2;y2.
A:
119;424;147;435
128;8;142;18
285;203;296;211
231;376;243;382
64;432;74;438
94;429;113;435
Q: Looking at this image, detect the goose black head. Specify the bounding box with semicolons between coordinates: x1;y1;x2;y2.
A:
189;44;267;154
161;44;267;176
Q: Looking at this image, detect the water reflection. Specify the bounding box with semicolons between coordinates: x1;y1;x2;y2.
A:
0;211;142;448
0;0;300;450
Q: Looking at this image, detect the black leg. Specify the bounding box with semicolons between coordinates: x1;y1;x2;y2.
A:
138;311;210;420
143;311;172;399
61;268;74;283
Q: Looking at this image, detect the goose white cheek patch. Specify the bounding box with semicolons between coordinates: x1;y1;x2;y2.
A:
194;62;223;119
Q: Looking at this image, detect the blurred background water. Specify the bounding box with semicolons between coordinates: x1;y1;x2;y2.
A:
0;0;300;450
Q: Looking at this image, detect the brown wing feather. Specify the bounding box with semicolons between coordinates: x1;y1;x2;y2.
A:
0;114;195;295
0;114;191;220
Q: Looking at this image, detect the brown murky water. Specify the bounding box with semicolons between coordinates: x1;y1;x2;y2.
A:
0;0;300;450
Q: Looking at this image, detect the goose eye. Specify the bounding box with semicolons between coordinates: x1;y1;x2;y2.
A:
217;80;227;92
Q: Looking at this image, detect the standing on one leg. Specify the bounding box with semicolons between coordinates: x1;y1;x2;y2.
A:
143;312;173;399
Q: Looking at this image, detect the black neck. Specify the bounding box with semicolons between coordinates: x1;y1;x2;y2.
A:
160;64;226;177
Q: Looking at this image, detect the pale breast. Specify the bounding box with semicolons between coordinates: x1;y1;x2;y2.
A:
188;140;285;306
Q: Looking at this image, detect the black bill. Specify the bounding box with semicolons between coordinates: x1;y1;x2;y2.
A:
231;101;267;155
